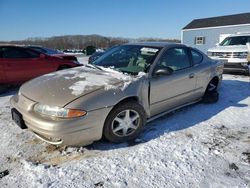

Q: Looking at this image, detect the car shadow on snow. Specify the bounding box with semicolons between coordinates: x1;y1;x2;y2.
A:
89;79;250;151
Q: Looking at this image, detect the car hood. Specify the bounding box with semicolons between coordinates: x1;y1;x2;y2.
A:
20;66;138;107
208;45;248;52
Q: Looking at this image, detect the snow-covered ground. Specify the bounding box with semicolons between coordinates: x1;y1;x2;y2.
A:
0;74;249;188
76;55;89;65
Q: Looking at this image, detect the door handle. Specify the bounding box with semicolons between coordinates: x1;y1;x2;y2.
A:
189;73;195;79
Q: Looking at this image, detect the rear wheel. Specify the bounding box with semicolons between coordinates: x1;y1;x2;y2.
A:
103;102;146;143
202;79;219;103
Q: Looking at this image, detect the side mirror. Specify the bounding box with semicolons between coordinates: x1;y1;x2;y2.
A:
40;54;46;59
154;67;173;77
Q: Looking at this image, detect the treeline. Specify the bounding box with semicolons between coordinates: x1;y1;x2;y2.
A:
0;35;180;50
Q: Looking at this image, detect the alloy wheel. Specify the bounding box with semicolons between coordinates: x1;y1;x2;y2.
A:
111;109;140;137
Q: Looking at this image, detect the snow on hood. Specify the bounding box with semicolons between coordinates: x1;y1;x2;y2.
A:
54;65;146;96
20;66;146;106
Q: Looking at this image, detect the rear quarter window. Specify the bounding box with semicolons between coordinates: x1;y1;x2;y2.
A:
30;47;47;53
191;49;203;65
25;49;40;58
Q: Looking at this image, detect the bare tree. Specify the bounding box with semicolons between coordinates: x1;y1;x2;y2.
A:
0;35;180;50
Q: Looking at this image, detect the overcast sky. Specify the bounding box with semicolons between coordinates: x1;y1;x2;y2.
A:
0;0;250;41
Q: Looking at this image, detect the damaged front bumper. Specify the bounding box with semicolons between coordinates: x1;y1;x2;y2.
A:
10;94;112;146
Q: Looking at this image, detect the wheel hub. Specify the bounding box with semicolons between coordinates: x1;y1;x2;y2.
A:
111;109;140;137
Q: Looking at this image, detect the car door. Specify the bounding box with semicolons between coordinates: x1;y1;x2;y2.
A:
2;47;55;84
23;48;56;77
149;47;197;116
1;47;35;84
189;49;211;99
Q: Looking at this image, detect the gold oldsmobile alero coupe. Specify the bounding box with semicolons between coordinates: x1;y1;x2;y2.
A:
10;42;224;146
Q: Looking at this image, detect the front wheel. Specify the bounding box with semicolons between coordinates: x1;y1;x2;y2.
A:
103;102;146;143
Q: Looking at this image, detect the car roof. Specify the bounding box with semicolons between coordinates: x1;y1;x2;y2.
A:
25;45;42;48
125;42;186;48
0;45;25;48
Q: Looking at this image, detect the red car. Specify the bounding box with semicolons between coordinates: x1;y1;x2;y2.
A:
0;45;80;90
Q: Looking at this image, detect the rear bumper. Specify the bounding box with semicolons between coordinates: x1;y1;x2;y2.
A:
10;94;112;146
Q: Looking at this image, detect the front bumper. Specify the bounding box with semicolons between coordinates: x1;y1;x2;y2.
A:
10;94;112;146
209;56;249;74
223;62;250;74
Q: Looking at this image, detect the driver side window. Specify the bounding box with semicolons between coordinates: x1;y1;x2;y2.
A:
1;47;39;58
157;47;191;71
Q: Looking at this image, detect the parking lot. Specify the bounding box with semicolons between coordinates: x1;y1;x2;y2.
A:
0;73;249;187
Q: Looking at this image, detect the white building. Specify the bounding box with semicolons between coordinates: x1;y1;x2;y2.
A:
181;13;250;53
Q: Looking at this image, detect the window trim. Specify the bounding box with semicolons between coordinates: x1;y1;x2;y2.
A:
2;47;31;58
153;46;193;74
2;47;40;59
195;36;205;45
190;48;203;65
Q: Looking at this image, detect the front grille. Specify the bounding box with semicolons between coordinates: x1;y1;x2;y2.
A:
210;52;233;58
208;52;248;58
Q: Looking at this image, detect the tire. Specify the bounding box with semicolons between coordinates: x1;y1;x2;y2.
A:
57;65;71;70
103;101;146;143
202;80;219;103
245;71;250;76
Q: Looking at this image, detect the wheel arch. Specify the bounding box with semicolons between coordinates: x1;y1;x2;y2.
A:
209;76;219;86
103;96;145;125
102;96;147;142
114;96;140;106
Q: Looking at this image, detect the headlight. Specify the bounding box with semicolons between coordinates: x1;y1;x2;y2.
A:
234;52;248;58
34;103;87;118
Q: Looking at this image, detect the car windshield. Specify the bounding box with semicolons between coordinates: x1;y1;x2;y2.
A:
220;36;250;46
92;45;161;75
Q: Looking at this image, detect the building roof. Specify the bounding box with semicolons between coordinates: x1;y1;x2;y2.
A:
183;13;250;30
